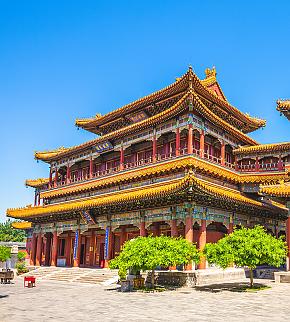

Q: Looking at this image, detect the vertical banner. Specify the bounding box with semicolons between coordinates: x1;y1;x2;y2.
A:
73;230;79;260
105;227;110;259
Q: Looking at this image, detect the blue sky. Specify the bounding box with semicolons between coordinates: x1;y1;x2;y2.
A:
0;0;289;222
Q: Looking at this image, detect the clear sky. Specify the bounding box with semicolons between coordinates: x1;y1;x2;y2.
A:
1;0;289;222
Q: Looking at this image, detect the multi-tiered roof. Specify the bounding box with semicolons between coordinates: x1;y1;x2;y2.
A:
34;67;265;163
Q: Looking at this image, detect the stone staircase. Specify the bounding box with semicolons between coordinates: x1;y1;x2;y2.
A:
21;267;118;285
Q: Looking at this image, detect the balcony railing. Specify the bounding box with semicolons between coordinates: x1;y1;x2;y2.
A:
48;152;286;191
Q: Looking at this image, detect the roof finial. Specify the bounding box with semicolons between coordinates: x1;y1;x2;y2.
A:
205;66;216;79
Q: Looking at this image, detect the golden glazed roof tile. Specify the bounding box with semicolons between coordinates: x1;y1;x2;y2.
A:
25;178;49;188
233;142;290;155
7;172;286;220
260;181;290;198
12;221;32;229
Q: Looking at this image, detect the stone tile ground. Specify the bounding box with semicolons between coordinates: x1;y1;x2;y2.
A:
1;277;290;322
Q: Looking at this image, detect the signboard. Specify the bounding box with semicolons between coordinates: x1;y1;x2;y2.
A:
73;230;79;260
94;142;113;153
104;227;110;259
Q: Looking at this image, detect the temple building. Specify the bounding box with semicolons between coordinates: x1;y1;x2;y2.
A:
7;67;290;270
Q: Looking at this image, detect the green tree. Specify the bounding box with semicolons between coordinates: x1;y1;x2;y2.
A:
0;246;11;262
109;235;200;288
0;219;26;242
204;225;287;287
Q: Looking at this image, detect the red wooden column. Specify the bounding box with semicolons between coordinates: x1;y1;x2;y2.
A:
198;220;207;269
176;127;180;156
188;124;193;154
120;226;127;247
185;209;193;270
255;156;260;172
278;154;283;171
228;215;234;234
152;133;157;162
73;229;82;267
49;167;53;188
120;146;124;170
66;164;71;184
234;155;239;171
35;233;43;266
30;233;37;265
34;192;37;206
286;216;290;271
54;168;58;187
51;231;58;266
65;232;72;267
140;221;147;237
221;140;225;166
89;231;95;266
199;130;205;158
170;219;178;237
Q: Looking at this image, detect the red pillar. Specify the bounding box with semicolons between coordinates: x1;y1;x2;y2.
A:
140;221;147;237
35;233;43;266
228;222;234;234
54;168;58;187
188;124;193;154
199;130;205;158
89;232;95;266
198;220;207;269
30;233;37;265
66;165;71;184
278;155;283;171
234;156;238;171
51;231;58;266
255;156;260;172
89;157;93;178
185;214;193;270
65;233;72;267
170;219;178;237
120;146;124;170
73;230;82;267
286;217;290;271
152;134;157;162
221;141;225;166
120;226;127;248
34;192;37;206
49;167;53;188
176;128;180;156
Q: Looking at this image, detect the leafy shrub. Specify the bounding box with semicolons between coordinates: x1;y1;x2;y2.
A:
0;246;11;262
17;250;27;262
16;262;29;275
110;236;200;287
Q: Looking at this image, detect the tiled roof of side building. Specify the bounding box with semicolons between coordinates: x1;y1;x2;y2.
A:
233;142;290;155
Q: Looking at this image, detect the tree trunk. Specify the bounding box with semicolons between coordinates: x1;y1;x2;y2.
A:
249;268;254;288
151;269;155;289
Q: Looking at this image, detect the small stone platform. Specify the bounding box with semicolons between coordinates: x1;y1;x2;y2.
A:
149;268;246;287
274;271;290;283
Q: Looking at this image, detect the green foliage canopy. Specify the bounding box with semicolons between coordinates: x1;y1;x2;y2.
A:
0;246;11;262
0;219;26;242
204;225;287;269
110;236;200;279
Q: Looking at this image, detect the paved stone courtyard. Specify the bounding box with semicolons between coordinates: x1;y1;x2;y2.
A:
1;277;290;322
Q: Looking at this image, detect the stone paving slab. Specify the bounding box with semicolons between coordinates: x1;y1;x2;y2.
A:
1;277;290;321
